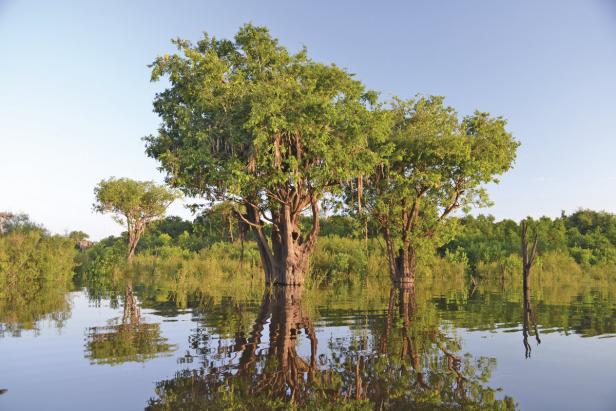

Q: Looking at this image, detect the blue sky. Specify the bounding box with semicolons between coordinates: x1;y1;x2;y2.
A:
1;0;616;239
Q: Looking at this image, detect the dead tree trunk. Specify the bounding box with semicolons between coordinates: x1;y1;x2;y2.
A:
521;221;541;358
521;221;538;294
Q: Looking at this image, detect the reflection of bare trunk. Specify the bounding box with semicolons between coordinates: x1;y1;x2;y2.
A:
355;355;364;400
522;285;541;358
397;285;428;390
439;342;467;400
380;286;429;390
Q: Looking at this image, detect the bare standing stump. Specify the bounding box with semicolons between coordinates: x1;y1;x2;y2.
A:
521;221;541;358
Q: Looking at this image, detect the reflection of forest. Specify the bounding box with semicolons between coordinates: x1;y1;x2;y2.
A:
84;284;175;365
146;286;515;410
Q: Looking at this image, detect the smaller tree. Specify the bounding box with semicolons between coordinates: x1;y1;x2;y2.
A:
358;96;519;285
93;178;179;261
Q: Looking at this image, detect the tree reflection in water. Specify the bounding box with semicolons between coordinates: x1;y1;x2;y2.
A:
147;285;516;410
84;284;175;365
522;279;541;359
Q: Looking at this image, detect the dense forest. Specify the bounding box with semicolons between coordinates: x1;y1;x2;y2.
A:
81;207;616;278
3;207;616;293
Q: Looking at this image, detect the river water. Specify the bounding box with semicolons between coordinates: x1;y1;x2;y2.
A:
0;275;614;410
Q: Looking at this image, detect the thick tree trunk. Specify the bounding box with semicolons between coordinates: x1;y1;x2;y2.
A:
386;244;417;285
245;200;319;286
383;223;417;285
270;237;312;286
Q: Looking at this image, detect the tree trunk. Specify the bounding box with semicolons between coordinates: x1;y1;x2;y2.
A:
261;286;316;401
127;236;137;262
245;200;319;286
383;223;417;285
391;245;417;285
127;221;145;262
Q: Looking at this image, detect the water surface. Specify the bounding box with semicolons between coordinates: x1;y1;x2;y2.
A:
0;275;615;410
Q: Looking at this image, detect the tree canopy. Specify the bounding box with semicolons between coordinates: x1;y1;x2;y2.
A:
145;24;382;284
93;177;179;260
358;96;519;283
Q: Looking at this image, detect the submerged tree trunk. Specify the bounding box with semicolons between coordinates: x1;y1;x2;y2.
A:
381;208;420;285
393;247;417;285
242;199;320;286
384;227;418;286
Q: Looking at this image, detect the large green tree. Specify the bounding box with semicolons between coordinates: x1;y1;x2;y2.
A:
358;96;519;285
93;178;179;261
145;24;380;285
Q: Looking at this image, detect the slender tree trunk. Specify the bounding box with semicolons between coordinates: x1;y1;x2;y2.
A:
127;234;138;262
521;221;540;358
126;220;145;262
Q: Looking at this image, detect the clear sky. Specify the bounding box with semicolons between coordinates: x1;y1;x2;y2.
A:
1;0;616;240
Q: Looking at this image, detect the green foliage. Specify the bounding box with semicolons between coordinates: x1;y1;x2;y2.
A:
0;220;76;334
145;24;379;203
318;215;371;238
310;236;371;287
68;230;89;243
93;177;180;259
358;96;519;278
0;212;43;234
137;216;208;252
93;177;179;224
144;24;385;284
443;210;616;270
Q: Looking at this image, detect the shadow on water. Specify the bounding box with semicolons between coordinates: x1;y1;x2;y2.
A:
146;285;515;410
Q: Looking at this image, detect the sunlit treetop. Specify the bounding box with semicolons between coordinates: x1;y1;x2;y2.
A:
145;23;383;206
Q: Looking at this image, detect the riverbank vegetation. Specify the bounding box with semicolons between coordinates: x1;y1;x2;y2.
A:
3;208;616;328
0;213;76;334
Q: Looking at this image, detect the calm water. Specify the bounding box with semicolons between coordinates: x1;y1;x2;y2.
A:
0;276;615;410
